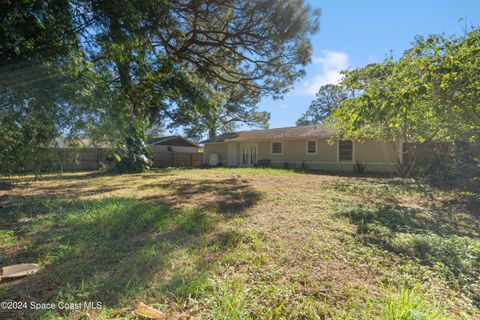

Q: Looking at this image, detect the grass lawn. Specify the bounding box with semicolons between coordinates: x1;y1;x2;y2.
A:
0;168;479;319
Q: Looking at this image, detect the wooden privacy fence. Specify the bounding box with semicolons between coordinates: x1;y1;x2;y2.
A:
51;148;204;171
153;152;204;168
54;148;111;171
22;148;204;172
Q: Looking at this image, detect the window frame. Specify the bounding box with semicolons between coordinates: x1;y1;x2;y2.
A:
337;140;354;162
306;139;317;154
271;141;283;155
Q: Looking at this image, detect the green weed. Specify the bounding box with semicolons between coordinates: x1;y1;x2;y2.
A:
210;277;250;320
379;283;448;320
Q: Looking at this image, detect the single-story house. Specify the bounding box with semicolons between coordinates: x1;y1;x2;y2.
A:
202;126;403;173
148;136;200;153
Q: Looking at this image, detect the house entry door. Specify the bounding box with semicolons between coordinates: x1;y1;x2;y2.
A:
241;143;257;166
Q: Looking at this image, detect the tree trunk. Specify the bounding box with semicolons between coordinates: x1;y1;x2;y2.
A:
208;128;216;139
106;12;151;172
396;107;414;177
108;15;135;116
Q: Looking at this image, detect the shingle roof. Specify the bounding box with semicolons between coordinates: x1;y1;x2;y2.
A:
147;136;199;147
203;125;336;143
147;136;177;145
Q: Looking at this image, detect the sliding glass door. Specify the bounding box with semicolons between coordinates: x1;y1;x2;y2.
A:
241;143;258;166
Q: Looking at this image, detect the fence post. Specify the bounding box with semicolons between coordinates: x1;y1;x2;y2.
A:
96;148;100;170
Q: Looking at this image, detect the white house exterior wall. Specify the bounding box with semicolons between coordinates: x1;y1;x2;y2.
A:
204;138;400;173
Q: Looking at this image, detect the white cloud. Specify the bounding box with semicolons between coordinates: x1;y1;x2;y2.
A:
296;50;349;96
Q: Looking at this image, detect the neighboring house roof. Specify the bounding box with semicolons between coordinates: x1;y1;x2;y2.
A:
147;136;199;148
203;125;336;143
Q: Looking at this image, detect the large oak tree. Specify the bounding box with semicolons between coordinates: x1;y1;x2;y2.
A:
0;0;320;173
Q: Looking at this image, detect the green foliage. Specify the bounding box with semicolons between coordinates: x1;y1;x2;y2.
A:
354;161;367;174
334;28;480;142
170;80;270;140
412;28;480;133
0;0;88;175
297;84;348;126
0;230;17;250
342;203;480;303
85;0;319;165
332;27;480;178
334;59;438;143
379;283;447;320
414;141;480;189
113;122;153;173
210;277;250;319
1;0;320;174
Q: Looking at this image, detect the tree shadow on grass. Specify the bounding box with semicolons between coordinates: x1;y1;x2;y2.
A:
140;178;262;215
338;204;480;305
6;169;174;182
0;177;261;318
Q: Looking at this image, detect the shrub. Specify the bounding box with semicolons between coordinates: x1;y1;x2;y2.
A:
354;161;367;174
113;133;153;173
301;161;308;170
414;141;479;190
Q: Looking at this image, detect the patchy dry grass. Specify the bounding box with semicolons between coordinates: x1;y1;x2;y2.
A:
0;168;478;319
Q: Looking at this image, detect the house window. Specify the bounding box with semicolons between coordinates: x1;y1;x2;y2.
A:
306;140;317;154
339;141;353;161
271;142;282;154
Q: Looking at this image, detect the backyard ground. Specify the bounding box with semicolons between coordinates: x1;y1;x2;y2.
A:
0;168;479;319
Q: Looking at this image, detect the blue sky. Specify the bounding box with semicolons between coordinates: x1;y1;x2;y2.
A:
257;0;480;129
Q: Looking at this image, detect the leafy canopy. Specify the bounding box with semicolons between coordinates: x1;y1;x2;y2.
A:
296;84;347;126
0;0;321;173
333;27;480;144
169;80;270;140
0;0;88;174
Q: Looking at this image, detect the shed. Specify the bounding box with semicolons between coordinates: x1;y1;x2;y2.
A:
148;136;200;153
